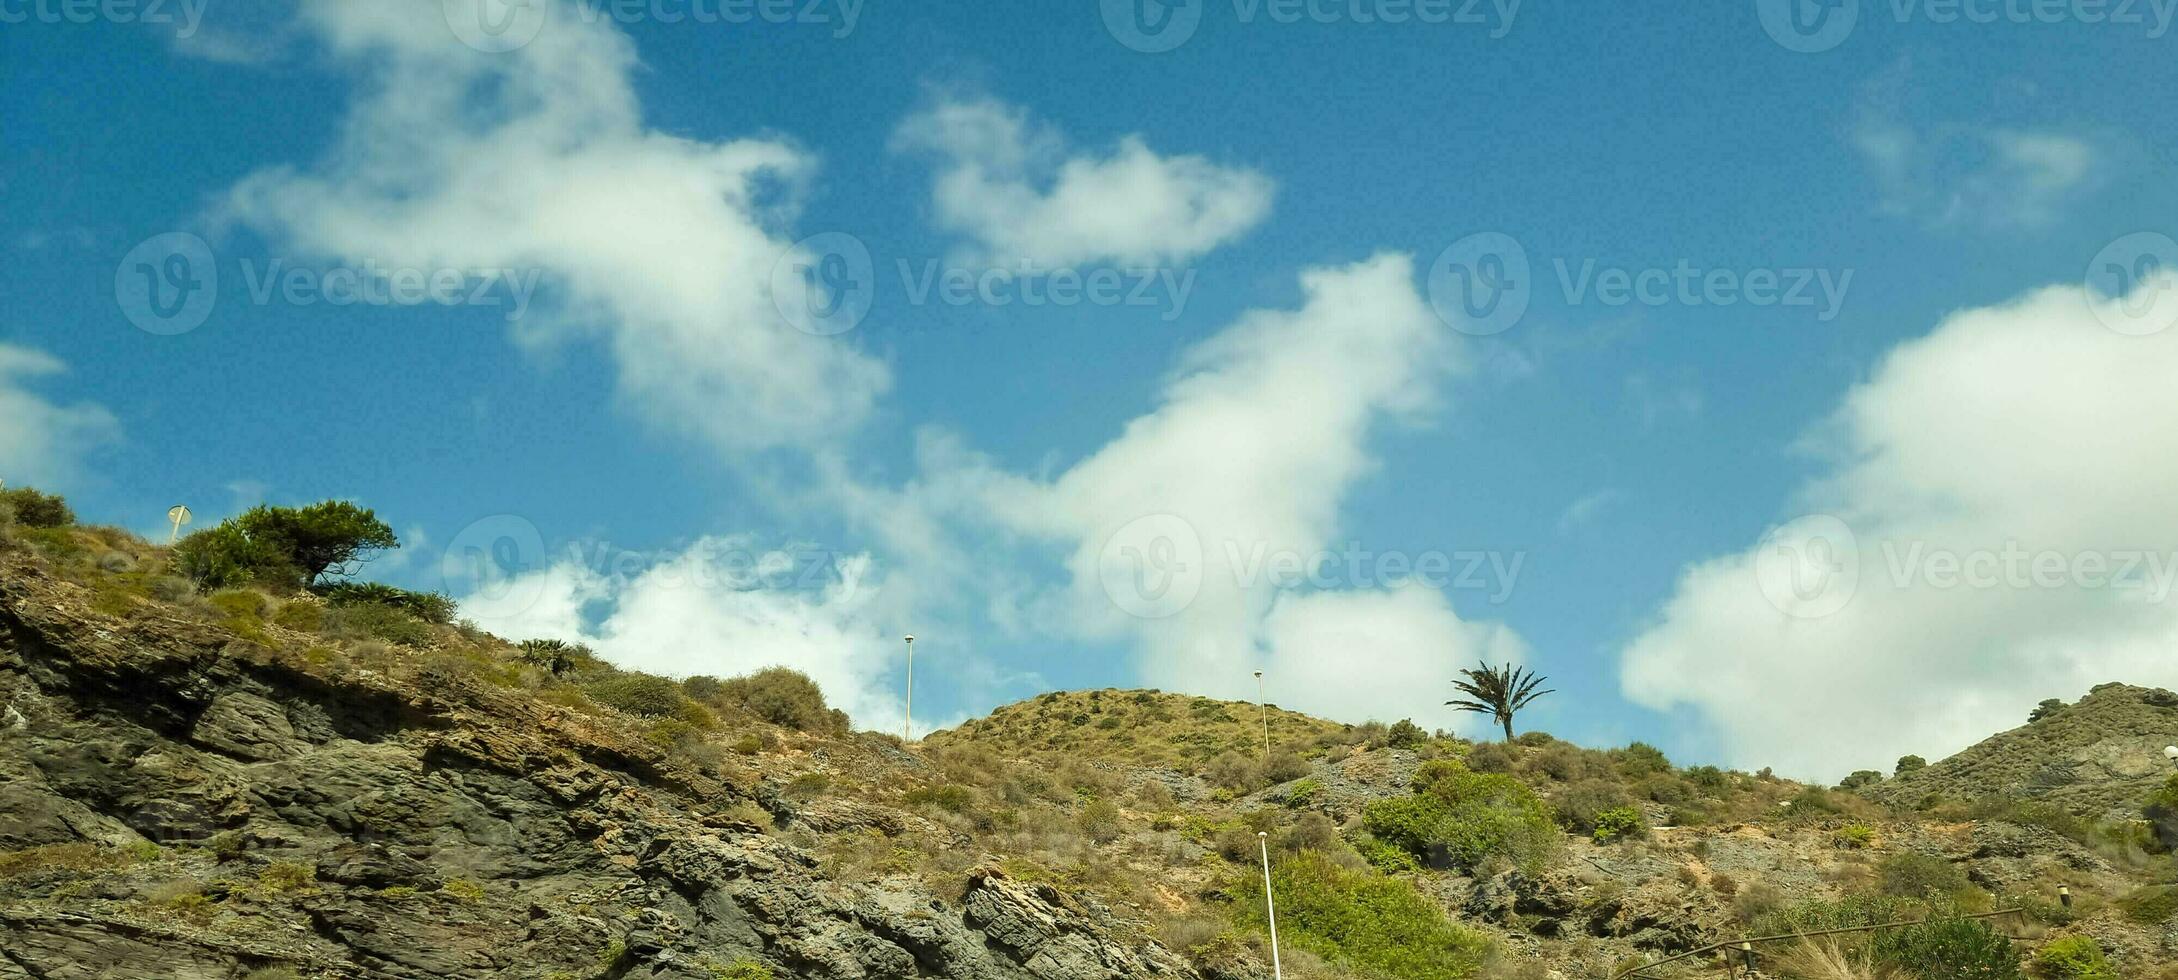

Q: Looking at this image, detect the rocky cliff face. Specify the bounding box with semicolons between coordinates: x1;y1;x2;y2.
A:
0;554;1200;980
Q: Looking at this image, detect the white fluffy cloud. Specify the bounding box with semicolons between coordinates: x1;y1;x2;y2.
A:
220;0;886;452
1260;585;1529;728
0;345;119;489
457;538;910;733
1621;276;2178;780
893;94;1274;267
846;254;1524;732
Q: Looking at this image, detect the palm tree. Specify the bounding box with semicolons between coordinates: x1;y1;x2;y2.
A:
1447;662;1554;742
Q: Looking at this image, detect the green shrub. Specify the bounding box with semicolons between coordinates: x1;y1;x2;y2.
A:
1361;771;1556;873
1877;852;1971;901
258;861;315;894
1554;779;1635;835
1834;823;1878;849
905;784;976;814
1207;752;1259;791
175;502;398;590
1591;806;1644;843
315;582;456;624
1465;742;1517;773
1261;750;1310;784
1361;795;1445;853
440;878;486;902
1410;760;1466;794
516;638;587;676
645;717;701;750
175;524;304;592
713;667;847;732
1080;799;1124;843
1784;786;1846;821
1283;778;1325;810
1229;850;1489;980
1754;895;1908;936
1610;742;1671;777
1896;755;1928;775
708;962;774;980
1639;773;1694;805
1685;766;1731;792
1279;812;1339;854
1385;719;1427;748
0;487;74;528
0;843;139;878
209;588;272;619
1869;916;2022;980
1352;833;1421;874
584;674;693;718
1838;769;1884;791
271;600;323;632
2030;936;2115;979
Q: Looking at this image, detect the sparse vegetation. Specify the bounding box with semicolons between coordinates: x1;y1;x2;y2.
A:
8;510;2178;980
921;689;1348;775
1876;852;1973;902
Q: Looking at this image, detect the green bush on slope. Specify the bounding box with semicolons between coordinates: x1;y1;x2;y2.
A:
0;486;74;528
2031;935;2116;980
1869;916;2022;980
1360;769;1557;873
1230;850;1490;980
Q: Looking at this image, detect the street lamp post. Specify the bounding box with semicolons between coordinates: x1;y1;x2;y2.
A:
1254;669;1269;759
903;635;916;743
1257;831;1282;980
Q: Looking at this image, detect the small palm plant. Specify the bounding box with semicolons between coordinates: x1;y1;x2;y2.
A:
1446;662;1554;742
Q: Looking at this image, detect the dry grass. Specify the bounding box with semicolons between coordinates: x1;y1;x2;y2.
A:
1772;938;1902;979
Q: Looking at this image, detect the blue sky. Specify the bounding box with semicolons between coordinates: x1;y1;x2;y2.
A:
7;0;2178;779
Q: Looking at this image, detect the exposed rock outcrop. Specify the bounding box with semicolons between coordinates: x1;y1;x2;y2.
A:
0;555;1199;979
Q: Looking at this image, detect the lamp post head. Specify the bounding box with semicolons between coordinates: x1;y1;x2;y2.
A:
904;635;915;644
1258;831;1268;839
1254;670;1263;679
2165;745;2177;763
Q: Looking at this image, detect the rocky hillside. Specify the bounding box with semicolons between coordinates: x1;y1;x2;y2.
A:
0;534;1197;979
5;504;2178;980
1864;684;2178;818
922;689;1346;770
